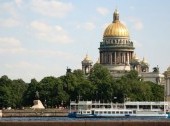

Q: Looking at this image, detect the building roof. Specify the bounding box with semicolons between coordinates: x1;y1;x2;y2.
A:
103;9;129;38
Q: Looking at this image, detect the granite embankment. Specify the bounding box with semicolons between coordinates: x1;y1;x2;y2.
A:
0;121;170;126
2;109;68;117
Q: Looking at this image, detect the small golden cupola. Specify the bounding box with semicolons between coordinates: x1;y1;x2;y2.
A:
82;54;93;74
103;9;129;38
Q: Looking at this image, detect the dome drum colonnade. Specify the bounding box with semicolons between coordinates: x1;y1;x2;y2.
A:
99;9;134;72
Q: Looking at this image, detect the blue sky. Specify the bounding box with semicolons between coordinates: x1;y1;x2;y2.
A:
0;0;170;82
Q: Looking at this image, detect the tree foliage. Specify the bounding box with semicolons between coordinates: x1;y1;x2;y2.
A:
0;65;164;108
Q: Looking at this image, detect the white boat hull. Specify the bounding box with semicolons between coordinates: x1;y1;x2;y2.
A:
75;113;168;118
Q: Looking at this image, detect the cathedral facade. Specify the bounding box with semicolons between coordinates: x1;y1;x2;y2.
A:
81;9;169;100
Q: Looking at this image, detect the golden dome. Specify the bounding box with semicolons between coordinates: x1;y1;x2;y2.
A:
132;53;139;61
103;9;129;37
141;57;149;66
82;54;92;62
141;57;148;63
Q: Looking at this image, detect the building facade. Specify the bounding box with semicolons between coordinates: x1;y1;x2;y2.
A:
99;9;134;78
82;9;165;86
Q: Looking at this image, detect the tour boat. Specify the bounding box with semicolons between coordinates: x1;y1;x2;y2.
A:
68;101;169;118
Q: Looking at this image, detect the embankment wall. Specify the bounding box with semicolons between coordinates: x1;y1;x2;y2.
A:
0;121;170;126
2;109;68;117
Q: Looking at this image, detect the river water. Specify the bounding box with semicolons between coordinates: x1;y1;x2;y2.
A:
0;117;170;122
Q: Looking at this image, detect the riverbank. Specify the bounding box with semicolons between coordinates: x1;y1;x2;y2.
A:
0;121;170;126
1;109;68;117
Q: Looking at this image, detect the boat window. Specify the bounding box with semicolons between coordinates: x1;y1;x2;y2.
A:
87;111;90;114
100;111;102;114
83;111;86;113
112;111;115;114
116;111;119;114
129;111;132;114
125;111;128;114
133;110;136;114
104;111;107;114
120;111;123;114
108;111;111;114
95;111;98;114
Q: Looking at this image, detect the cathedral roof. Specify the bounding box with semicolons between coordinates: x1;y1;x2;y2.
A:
103;9;129;38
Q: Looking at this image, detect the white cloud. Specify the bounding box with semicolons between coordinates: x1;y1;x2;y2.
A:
30;21;72;43
96;7;109;16
3;60;68;82
0;37;75;60
0;37;25;54
76;22;96;31
83;22;96;30
0;18;20;27
0;1;21;27
134;21;143;30
15;0;23;7
4;61;47;82
5;61;45;70
128;17;143;31
31;0;73;18
30;49;75;60
1;2;19;18
30;21;52;32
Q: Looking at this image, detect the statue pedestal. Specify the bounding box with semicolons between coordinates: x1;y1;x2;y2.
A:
31;100;45;109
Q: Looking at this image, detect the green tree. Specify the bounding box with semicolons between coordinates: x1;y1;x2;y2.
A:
10;79;27;108
88;63;115;102
0;76;12;108
39;76;69;108
115;70;164;102
23;79;39;106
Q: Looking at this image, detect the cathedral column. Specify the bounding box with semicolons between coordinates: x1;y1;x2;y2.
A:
104;52;106;64
129;52;131;61
107;52;110;64
101;53;103;64
110;52;112;65
114;52;116;64
123;53;126;64
127;52;129;64
118;52;120;64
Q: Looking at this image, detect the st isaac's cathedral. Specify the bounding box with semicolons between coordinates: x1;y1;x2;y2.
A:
81;9;170;101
